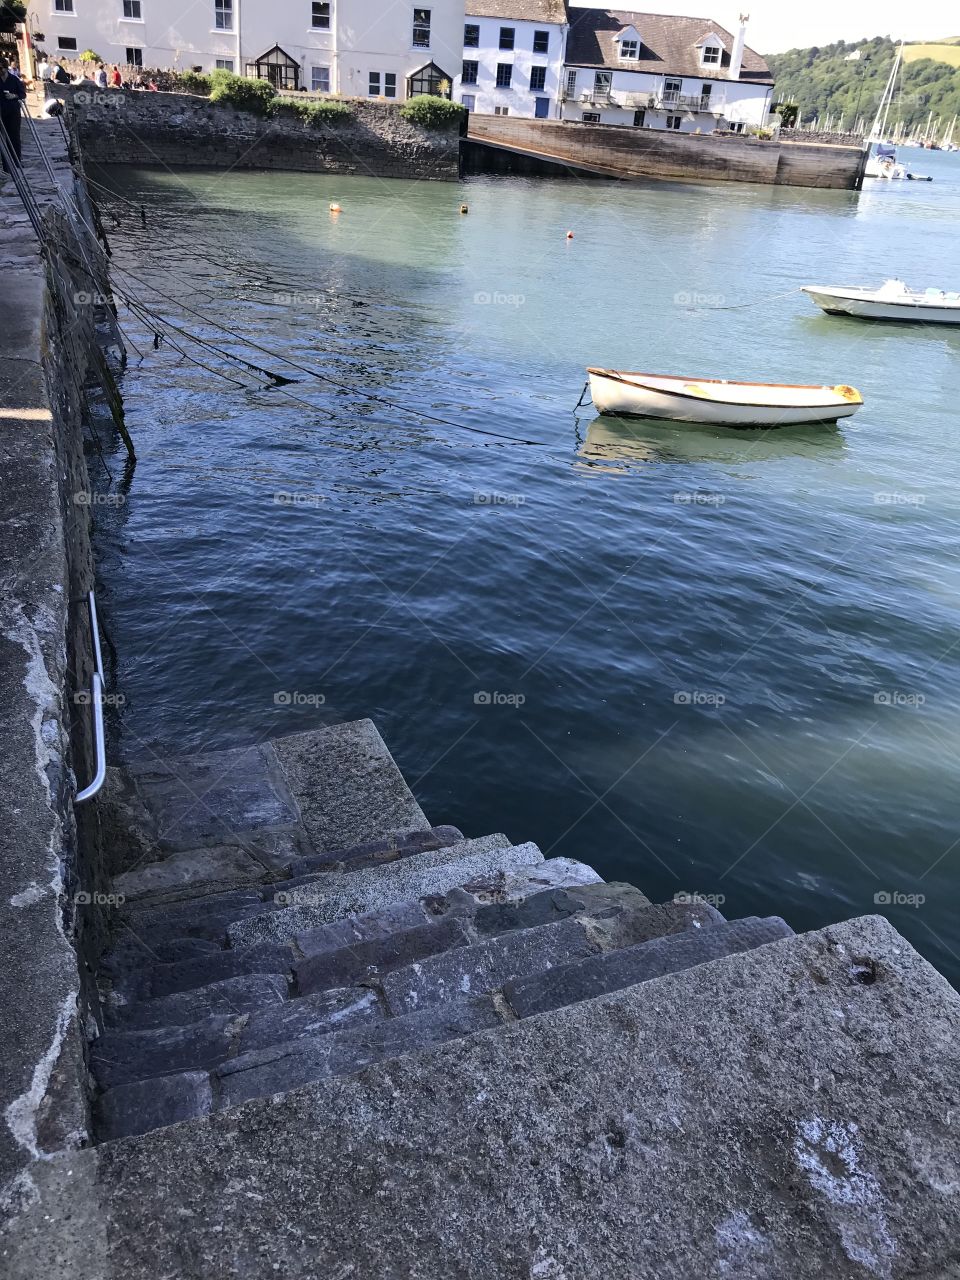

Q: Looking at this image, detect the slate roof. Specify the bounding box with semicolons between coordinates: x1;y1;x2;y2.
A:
465;0;568;23
564;8;773;82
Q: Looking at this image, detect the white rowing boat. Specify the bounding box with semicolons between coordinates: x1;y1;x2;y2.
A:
802;280;960;325
586;369;863;428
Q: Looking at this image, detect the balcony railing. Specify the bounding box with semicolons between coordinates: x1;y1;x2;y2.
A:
657;92;724;113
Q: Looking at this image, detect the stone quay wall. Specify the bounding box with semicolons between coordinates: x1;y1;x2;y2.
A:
55;87;462;181
467;116;868;190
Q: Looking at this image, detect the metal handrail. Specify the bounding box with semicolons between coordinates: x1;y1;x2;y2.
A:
75;591;107;805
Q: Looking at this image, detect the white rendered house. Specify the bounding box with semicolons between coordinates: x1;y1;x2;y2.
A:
559;8;773;134
454;0;567;119
26;0;466;100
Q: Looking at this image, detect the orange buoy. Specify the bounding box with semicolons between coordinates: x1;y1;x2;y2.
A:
329;202;342;213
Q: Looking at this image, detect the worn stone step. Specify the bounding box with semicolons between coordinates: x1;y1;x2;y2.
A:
90;1014;243;1090
106;973;290;1031
380;916;603;1016
458;854;604;903
226;841;545;946
112;840;297;906
579;897;726;951
116;889;265;947
146;941;294;999
218;995;504;1112
94;1070;214;1143
238;985;382;1056
293;915;473;996
503;916;795;1019
285;825;465;876
265;833;513;906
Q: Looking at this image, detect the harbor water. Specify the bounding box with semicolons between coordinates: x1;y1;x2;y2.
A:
90;149;960;981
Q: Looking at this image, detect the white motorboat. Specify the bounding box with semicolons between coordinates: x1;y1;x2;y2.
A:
586;369;864;428
802;279;960;325
865;143;908;180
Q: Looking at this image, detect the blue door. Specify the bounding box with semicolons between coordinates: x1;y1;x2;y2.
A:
535;97;550;119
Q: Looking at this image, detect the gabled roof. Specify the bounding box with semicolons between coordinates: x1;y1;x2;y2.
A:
465;0;568;23
564;8;773;82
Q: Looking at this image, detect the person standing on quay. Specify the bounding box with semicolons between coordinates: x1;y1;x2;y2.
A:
95;63;108;89
0;57;27;174
109;65;122;89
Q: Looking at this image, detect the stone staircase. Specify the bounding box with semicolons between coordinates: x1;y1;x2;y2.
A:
91;719;794;1143
22;716;950;1277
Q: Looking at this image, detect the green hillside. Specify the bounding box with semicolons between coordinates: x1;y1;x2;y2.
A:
766;36;960;133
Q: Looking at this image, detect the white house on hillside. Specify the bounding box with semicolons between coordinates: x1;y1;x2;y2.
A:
453;0;567;119
560;8;773;133
25;0;466;100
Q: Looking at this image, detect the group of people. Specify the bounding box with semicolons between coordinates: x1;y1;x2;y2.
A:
37;56;158;92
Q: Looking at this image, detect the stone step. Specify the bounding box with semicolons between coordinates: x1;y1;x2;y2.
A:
94;1071;214;1143
112;843;288;905
226;841;546;946
144;941;294;999
293;915;473;996
268;833;512;904
379;915;603;1016
105;973;291;1031
115;889;266;947
503;916;794;1019
285;825;464;876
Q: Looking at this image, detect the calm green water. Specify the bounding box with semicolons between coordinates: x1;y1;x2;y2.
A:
89;151;960;981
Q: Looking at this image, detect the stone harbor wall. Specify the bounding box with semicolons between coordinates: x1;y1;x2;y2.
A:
55;87;462;181
466;116;868;190
0;116;123;1209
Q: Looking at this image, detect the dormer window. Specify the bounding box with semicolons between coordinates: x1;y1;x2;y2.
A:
619;39;639;59
701;44;721;65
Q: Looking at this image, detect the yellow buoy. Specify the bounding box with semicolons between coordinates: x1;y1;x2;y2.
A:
329;202;342;213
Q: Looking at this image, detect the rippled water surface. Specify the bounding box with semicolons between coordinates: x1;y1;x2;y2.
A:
89;150;960;981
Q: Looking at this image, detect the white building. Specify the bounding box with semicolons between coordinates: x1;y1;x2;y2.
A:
25;0;466;101
560;8;773;133
454;0;567;119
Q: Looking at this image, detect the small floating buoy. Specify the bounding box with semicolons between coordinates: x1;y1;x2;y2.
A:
329;202;342;213
459;204;469;214
565;230;574;239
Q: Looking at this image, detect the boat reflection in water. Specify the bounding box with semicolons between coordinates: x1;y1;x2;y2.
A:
575;414;846;474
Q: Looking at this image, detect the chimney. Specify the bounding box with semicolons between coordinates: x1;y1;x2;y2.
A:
728;13;748;81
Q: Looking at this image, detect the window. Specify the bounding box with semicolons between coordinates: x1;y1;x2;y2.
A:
619;39;639;59
702;44;721;65
461;60;478;85
699;84;711;108
499;27;514;50
312;2;331;29
125;47;143;65
727;121;745;133
216;58;235;71
215;0;233;31
57;36;77;49
495;63;512;88
384;72;396;98
533;29;549;54
413;8;431;48
311;65;330;91
529;66;546;92
54;0;74;11
494;105;509;115
564;68;577;97
464;23;479;48
122;0;142;18
666;114;682;129
633;108;645;126
594;71;612;97
663;77;681;104
582;111;600;122
369;71;380;95
461;93;475;110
